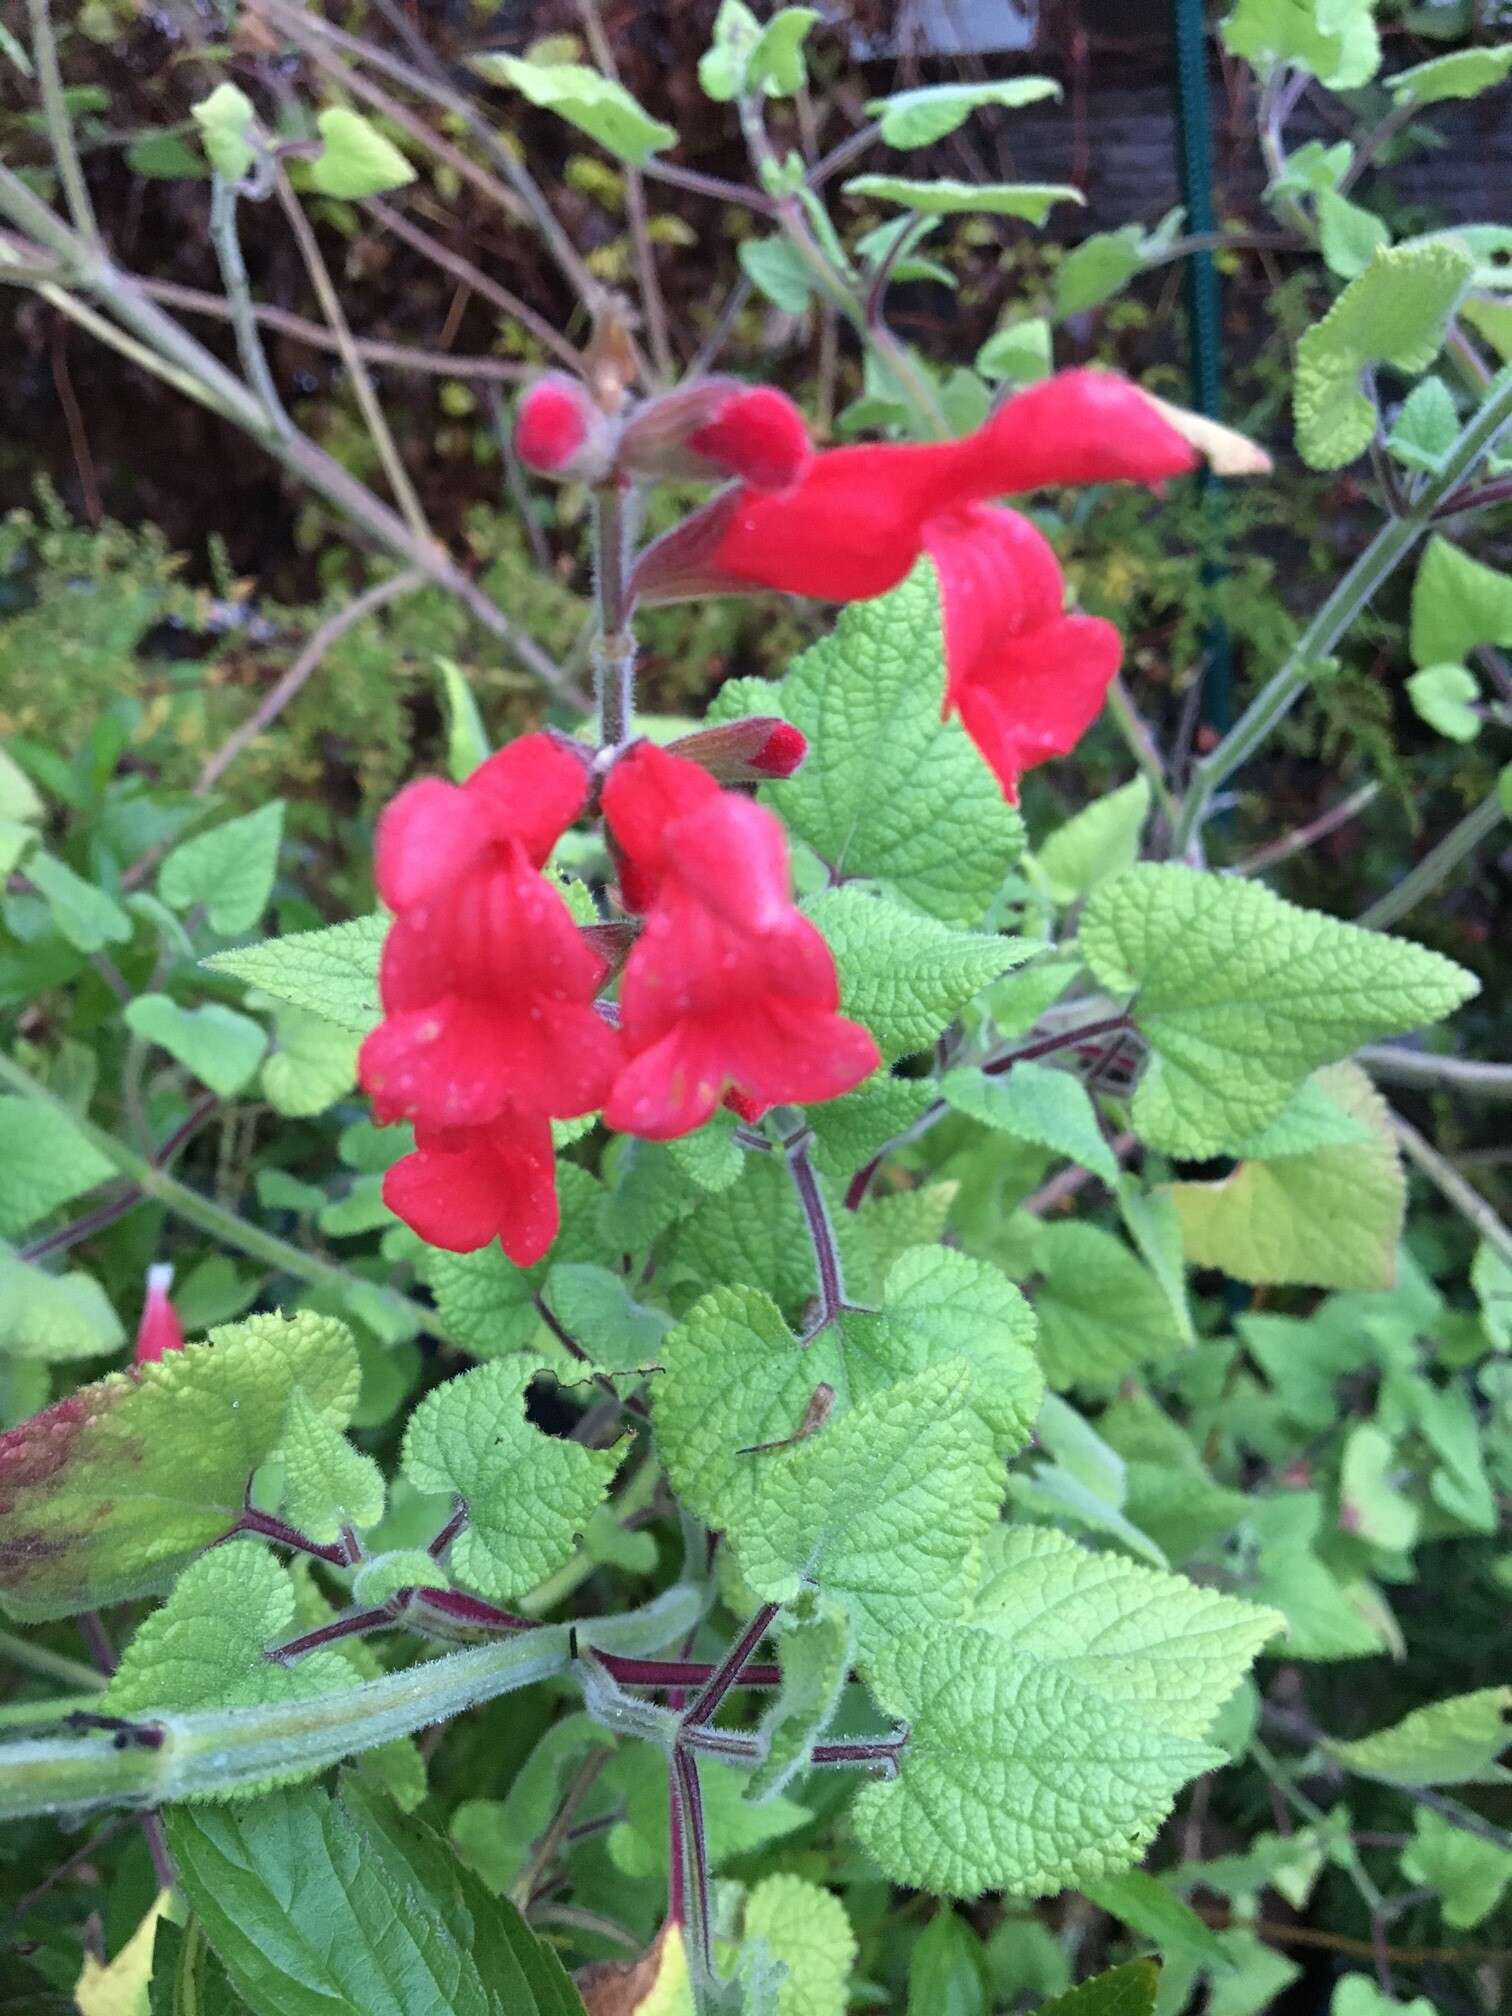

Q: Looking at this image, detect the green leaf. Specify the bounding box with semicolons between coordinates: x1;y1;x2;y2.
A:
1327;1686;1512;1786
1386;377;1459;470
1340;1422;1420;1550
1079;865;1478;1157
666;1110;744;1192
541;1262;672;1375
167;1778;588;2015
191;81;255;181
0;1094;114;1236
308;107;416;198
1038;1961;1160;2016
469;53;675;165
103;1541;355;1734
437;658;490;782
401;1361;619;1603
128;129;211;180
1054;226;1147;316
746;1596;853;1805
206;913;384;1034
808;886;1027;1061
352;1548;448;1607
280;1385;386;1544
698;1;761;101
1168;1062;1405;1290
977;1525;1280;1741
806;1072;934;1177
261;1002;362;1117
865;78;1061;149
1388;45;1512;107
742;1875;856;2016
942;1061;1119;1185
1037;777;1151;904
1406;663;1481;742
1399;1809;1512;1928
738;235;814;313
1222;0;1381;90
851;1621;1223;1899
1081;1871;1231;1969
0;1250;124;1361
1293;242;1474;469
1032;1222;1187;1389
0;745;43;822
606;1743;809;1879
773;565;1024;923
451;1713;614;1892
906;1910;986;2016
976;317;1052;384
731;1363;1006;1660
1409;534;1512;666
746;8;819;98
27;851;132;951
1316;188;1389;280
1228;1073;1372;1159
0;1310;359;1620
123;994;267;1097
844;176;1083;223
160;801;284;934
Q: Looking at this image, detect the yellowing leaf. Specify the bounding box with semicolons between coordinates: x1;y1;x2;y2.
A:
74;1889;171;2016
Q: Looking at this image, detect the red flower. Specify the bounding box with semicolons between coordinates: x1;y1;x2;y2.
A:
602;744;879;1138
514;373;612;481
360;735;619;1266
631;371;1198;798
134;1264;184;1365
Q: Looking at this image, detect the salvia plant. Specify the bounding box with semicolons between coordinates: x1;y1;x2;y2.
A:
0;3;1509;2015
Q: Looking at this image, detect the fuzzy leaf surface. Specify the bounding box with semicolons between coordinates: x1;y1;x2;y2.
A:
279;1385;386;1544
159;802;284;934
0;1095;114;1236
942;1060;1119;1184
206;914;385;1034
1327;1687;1512;1786
0;1311;358;1619
1080;866;1477;1156
469;53;675;163
124;994;266;1097
402;1361;619;1603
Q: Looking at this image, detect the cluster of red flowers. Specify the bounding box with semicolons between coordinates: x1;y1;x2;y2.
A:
359;735;877;1265
364;366;1207;1264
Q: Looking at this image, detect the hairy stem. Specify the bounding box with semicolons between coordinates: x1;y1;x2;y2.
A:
24;0;98;247
1355;788;1506;931
683;1603;779;1731
592;482;636;749
786;1130;849;1328
207;174;291;436
0;1627;107;1695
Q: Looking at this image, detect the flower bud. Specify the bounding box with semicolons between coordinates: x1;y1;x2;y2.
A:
514;373;614;482
667;716;809;783
134;1263;185;1365
618;379;810;491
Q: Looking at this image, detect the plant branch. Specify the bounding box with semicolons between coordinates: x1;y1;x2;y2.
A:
786;1129;850;1330
592;481;636;749
272;164;430;542
682;1603;778;1732
1391;1110;1512;1269
576;0;674;380
208;174;291;435
24;0;99;247
1355;787;1506;930
1232;780;1380;874
0;1627;108;1695
196;568;425;796
1355;1045;1512;1103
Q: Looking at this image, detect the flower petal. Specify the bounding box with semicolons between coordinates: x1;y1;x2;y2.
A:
953;614;1123;801
384;1113;558;1263
604;1025;727;1139
376;777;491;911
464;733;591;867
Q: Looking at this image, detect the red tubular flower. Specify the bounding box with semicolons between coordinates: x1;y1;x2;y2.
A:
360;735;618;1266
630;371;1200;798
618;379;811;491
601;745;879;1139
134;1264;185;1365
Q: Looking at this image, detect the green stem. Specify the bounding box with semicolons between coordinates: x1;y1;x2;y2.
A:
1171;367;1512;857
0;1051;449;1344
592;482;636;749
207;174;292;436
0;1690;108;1730
0;1584;701;1821
24;0;99;247
1391;1111;1512;1271
1355;788;1506;930
0;1626;107;1694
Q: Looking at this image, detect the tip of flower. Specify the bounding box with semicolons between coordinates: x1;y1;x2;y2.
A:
146;1262;175;1295
751;722;809;778
515;374;595;474
687;386;812;492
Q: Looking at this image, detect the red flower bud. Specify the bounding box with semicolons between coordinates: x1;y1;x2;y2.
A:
134;1264;185;1365
618;379;810;492
515;373;613;482
666;715;809;785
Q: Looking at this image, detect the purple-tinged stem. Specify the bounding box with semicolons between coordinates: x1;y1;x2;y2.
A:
428;1497;469;1560
786;1132;847;1332
666;1762;686;1925
595;1653;782;1691
414;1587;536;1632
268;1607;394;1664
683;1603;779;1731
141;1810;175;1890
673;1746;715;1977
76;1611;117;1678
229;1507;350;1567
810;1736;908;1772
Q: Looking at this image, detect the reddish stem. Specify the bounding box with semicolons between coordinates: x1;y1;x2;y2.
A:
230;1507;349;1567
595;1653;782;1690
268;1606;394;1663
683;1603;779;1730
414;1587;535;1632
